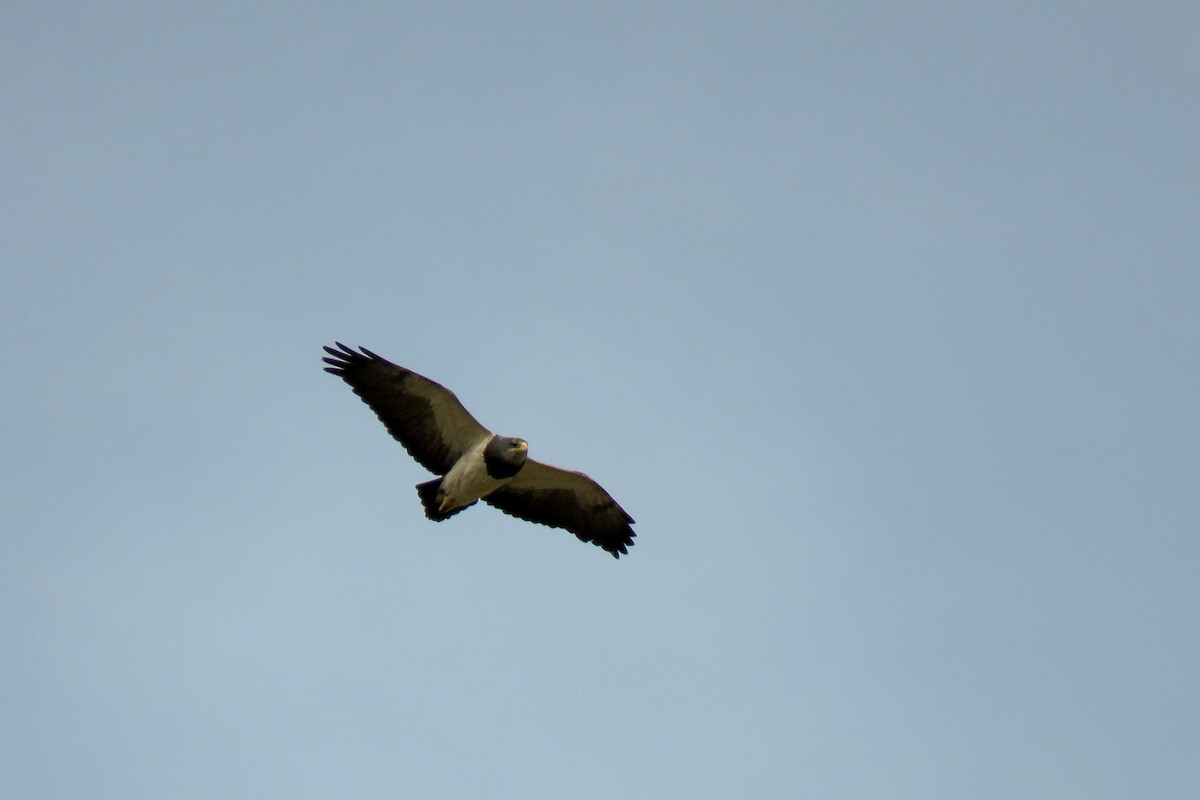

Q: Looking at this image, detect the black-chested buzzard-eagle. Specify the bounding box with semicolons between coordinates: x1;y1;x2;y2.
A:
322;343;636;558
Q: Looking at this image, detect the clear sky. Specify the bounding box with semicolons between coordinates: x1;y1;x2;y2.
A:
3;2;1197;797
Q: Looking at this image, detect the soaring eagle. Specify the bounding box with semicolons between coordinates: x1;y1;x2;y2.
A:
322;343;636;558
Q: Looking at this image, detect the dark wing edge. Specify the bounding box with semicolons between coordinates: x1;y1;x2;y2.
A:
483;460;636;558
322;342;490;474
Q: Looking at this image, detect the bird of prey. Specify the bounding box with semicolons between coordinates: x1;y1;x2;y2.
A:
322;343;636;558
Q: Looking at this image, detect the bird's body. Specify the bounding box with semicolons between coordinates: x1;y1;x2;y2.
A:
421;434;528;517
322;343;636;557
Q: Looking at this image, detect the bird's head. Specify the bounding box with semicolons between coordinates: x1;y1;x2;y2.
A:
483;435;529;479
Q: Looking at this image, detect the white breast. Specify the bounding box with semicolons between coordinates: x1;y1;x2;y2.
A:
439;436;508;510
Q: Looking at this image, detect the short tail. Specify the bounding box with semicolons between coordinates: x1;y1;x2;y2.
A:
415;478;471;521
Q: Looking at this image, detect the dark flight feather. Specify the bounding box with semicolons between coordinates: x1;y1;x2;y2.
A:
322;343;488;475
483;461;636;558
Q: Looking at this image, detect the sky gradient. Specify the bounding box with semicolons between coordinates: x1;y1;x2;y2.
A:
3;2;1198;797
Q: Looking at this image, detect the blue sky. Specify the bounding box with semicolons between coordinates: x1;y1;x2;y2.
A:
3;2;1197;797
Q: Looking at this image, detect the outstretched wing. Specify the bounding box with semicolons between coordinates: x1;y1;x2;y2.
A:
322;343;490;474
483;460;636;558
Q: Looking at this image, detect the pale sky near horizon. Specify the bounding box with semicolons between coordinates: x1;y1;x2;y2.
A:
3;3;1198;797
